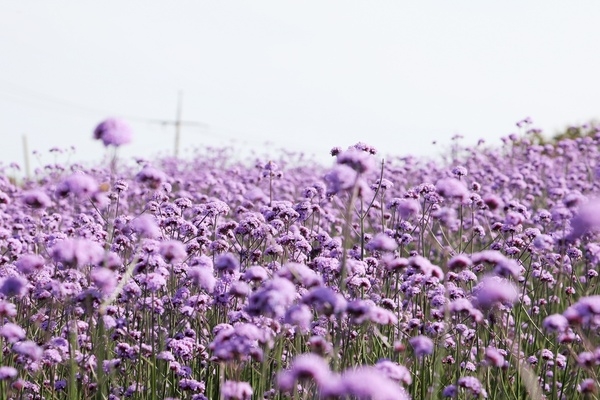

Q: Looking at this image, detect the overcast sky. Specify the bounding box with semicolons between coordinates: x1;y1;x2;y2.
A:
1;1;599;172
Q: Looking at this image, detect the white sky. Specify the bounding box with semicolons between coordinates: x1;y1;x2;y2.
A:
1;1;599;171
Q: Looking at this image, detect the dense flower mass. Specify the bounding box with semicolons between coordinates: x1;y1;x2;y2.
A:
1;123;600;399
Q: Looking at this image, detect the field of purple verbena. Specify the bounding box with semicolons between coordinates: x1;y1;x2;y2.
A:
1;121;600;400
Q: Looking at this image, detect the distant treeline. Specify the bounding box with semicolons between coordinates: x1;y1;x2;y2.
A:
530;120;600;144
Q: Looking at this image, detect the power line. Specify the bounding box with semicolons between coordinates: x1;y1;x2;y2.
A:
0;80;209;129
0;81;321;158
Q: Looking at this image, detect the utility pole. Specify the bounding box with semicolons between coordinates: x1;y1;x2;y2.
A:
149;91;207;158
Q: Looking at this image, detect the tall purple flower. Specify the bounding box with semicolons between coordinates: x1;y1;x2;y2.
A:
542;314;569;333
484;347;506;368
390;198;421;220
435;178;469;203
93;118;133;147
336;148;375;174
563;295;600;325
567;198;600;240
178;378;205;392
472;275;519;310
0;366;17;380
277;354;332;391
324;165;358;195
187;267;216;293
0;276;28;298
457;376;487;398
0;323;26;343
128;215;161;239
366;233;397;252
302;286;347;316
214;253;240;274
51;238;105;268
159;240;187;264
374;360;412;385
321;366;411;400
221;380;253;400
21;190;52;209
12;340;43;361
136;166;167;189
55;173;99;199
246;277;296;318
91;267;117;295
15;254;45;275
409;335;434;358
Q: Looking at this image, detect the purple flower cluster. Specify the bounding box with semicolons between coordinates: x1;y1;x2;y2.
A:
0;125;599;399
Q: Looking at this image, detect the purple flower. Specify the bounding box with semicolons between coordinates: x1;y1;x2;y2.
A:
457;376;487;398
129;215;161;239
568;198;600;240
159;240;187;264
368;306;398;325
336;148;375;174
21;190;52;209
442;385;457;397
229;281;250;298
483;194;503;211
408;256;444;279
321;366;411;400
93;118;133;147
493;258;522;279
472;275;519;310
136;166;167;189
435;178;469;202
392;198;421;220
12;340;43;361
138;272;167;292
409;335;434;357
277;354;332;391
246;278;296;318
448;298;483;322
374;360;412;385
302;287;347;316
242;266;269;283
324;165;358;194
366;233;397;252
55;173;99;199
0;323;26;343
471;250;506;265
91;267;117;295
350;141;378;154
563;295;600;325
447;254;472;271
14;254;45;274
484;347;505;367
221;380;253;400
0;366;17;380
542;314;569;333
51;238;105;268
0;276;28;298
214;253;240;274
0;301;17;317
578;378;598;394
179;378;205;392
276;263;322;288
209;324;269;363
284;304;313;331
187;267;216;293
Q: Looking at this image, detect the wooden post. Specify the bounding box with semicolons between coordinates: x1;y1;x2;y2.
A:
174;91;183;158
22;134;31;179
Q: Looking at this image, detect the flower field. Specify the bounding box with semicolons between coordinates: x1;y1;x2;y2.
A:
0;120;599;399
